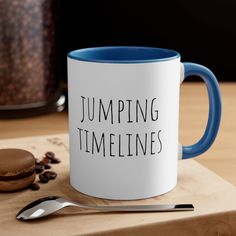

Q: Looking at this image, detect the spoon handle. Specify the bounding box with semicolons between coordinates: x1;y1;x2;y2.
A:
81;203;194;212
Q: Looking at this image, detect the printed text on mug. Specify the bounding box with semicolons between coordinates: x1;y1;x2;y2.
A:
76;96;163;158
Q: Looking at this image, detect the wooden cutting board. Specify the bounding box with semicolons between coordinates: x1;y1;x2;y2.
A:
0;134;236;236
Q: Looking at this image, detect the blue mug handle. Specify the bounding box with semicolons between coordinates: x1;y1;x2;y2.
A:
181;63;222;159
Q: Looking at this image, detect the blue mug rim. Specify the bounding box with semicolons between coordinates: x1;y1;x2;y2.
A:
68;46;180;64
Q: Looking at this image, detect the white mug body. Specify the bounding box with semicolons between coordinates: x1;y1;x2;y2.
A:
68;49;181;200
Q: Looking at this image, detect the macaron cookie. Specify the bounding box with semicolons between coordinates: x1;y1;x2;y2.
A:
0;149;36;192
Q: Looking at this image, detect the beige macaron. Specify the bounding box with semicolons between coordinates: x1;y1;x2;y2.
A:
0;149;35;192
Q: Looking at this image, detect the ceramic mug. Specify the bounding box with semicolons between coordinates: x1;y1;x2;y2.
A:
67;46;221;200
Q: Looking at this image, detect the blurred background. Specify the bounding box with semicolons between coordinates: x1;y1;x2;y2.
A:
0;0;235;118
59;0;236;82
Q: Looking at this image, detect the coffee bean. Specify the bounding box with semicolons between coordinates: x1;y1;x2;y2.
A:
42;157;52;164
44;163;51;169
29;183;40;191
34;152;60;187
40;159;51;166
43;171;57;180
35;164;44;173
39;173;49;183
44;152;61;164
50;157;61;164
45;152;55;160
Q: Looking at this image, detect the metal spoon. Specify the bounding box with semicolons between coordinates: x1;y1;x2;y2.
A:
16;196;194;221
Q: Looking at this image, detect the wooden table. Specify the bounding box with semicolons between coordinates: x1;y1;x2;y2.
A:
0;82;235;235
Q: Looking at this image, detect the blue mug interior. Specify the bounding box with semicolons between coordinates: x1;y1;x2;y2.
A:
68;46;180;63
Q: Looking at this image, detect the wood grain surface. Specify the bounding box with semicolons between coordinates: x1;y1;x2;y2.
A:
0;134;236;236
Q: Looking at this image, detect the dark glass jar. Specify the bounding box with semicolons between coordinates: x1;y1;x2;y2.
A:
0;0;65;118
